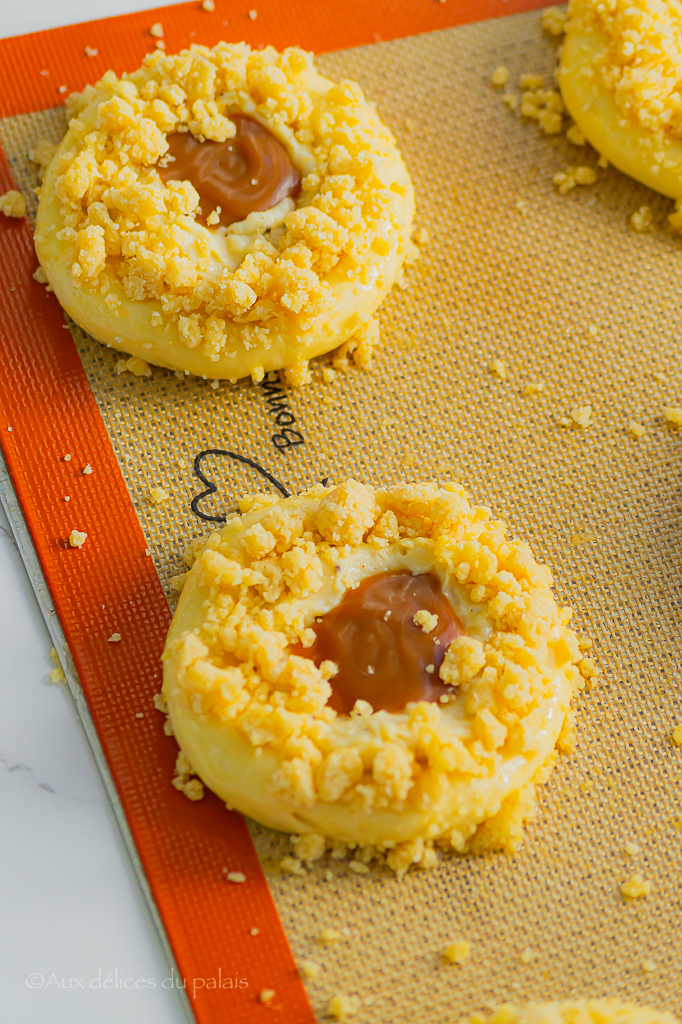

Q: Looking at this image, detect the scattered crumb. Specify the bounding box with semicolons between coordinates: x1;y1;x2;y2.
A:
116;356;152;378
206;209;220;226
49;664;65;684
629;205;653;233
491;66;509;87
641;959;657;973
520;948;538;964
248;8;257;19
560;405;592;428
672;723;682;746
327;994;360;1020
348;860;370;875
317;928;342;944
628;420;645;438
292;833;326;863
108;632;122;643
414;609;438;633
0;190;26;218
224;870;247;883
401;454;416;469
621;874;651;899
299;959;321;980
210;379;220;390
598;153;609;168
144;547;151;556
202;0;215;9
520;73;544;90
135;712;144;719
443;939;471;965
502;92;518;111
153;691;168;714
322;367;336;384
541;5;568;35
68;529;87;548
172;751;204;801
413;226;429;244
259;989;275;1005
624;841;641;857
84;46;98;57
553;166;597;194
64;496;70;503
280;856;306;876
566;124;586;146
149;486;170;504
169;572;188;592
63;453;72;461
149;21;164;37
33;266;48;284
250;927;259;935
522;381;545;397
58;85;67;94
489;358;507;380
663;406;682;427
82;463;93;474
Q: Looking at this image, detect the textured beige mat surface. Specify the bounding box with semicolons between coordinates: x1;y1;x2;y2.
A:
2;8;681;1020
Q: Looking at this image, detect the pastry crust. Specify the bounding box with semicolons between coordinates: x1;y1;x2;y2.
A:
462;1001;679;1024
35;43;414;381
560;0;682;199
162;480;589;872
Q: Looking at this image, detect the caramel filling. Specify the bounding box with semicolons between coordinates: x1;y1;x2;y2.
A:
303;571;464;715
159;115;301;226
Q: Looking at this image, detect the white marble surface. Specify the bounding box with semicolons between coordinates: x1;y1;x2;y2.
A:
0;7;192;1022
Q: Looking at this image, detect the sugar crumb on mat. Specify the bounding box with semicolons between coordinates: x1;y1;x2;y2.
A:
116;356;152;378
541;6;568;36
489;358;507;380
553;166;597;195
82;463;93;474
172;750;204;801
442;939;471;964
135;712;144;719
663;406;682;427
491;66;509;87
248;9;258;20
250;927;259;935
48;650;66;684
671;723;682;746
629;206;653;233
84;46;98;57
317;928;342;944
68;529;87;548
33;267;48;284
560;405;592;428
624;841;641;857
520;948;538;964
202;0;215;9
628;420;645;438
280;856;306;876
620;874;651;899
299;960;321;980
0;190;26;218
259;989;275;1005
641;960;657;974
148;486;170;504
414;609;438;633
522;382;545;397
63;453;72;462
107;632;121;643
327;994;360;1020
149;21;164;37
223;870;247;883
153;691;168;714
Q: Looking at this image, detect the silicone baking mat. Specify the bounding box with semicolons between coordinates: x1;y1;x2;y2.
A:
1;1;681;1021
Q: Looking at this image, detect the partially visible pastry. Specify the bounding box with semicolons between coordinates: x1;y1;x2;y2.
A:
35;43;414;382
162;479;588;874
462;1001;679;1024
560;0;682;199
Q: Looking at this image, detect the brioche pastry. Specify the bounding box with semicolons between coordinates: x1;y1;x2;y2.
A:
35;42;415;382
560;0;682;200
162;480;590;874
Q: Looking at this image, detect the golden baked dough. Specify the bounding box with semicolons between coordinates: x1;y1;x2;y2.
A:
560;0;682;199
35;43;414;382
162;480;591;874
462;1001;679;1024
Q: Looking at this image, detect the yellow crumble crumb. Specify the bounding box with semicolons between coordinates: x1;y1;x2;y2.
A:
663;406;682;427
629;206;653;233
624;841;641;856
443;939;471;965
225;870;246;883
108;632;122;643
520;948;538;964
414;609;438;633
259;989;275;1005
628;420;645;438
489;358;507;380
149;486;170;504
49;665;65;684
327;994;360;1020
672;723;682;746
541;7;568;36
69;529;87;548
522;381;545;397
553;166;597;194
322;367;336;384
520;73;544;90
491;66;509;87
641;959;657;974
413;225;429;244
299;959;321;980
33;266;48;284
149;21;164;37
280;856;306;876
0;190;26;218
566;124;586;146
318;928;342;943
620;874;651;899
202;0;215;9
248;8;257;19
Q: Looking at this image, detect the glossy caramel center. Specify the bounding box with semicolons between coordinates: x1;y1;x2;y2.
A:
305;571;464;715
159;114;301;226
